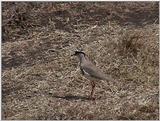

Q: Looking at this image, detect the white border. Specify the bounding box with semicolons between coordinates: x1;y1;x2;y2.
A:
159;2;160;120
1;0;160;1
0;1;1;120
0;0;159;121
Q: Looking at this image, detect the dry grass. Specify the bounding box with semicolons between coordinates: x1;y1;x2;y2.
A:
2;2;159;120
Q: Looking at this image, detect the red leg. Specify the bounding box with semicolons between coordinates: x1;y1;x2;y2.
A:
90;81;95;99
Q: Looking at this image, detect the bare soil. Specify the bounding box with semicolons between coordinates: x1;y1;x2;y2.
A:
2;2;159;120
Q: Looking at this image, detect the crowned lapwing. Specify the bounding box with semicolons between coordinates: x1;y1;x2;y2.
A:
72;51;114;99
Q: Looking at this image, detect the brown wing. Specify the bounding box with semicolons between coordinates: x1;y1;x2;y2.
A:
81;58;109;80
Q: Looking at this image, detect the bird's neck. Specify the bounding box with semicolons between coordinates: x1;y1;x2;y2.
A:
78;54;86;63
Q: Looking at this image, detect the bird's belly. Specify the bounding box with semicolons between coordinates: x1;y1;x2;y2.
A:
83;72;98;81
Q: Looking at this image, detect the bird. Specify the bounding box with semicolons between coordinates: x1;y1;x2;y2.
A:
72;50;114;99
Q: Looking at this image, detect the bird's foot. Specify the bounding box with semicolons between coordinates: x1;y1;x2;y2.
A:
89;96;96;100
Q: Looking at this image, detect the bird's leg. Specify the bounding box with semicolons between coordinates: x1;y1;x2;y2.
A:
90;81;95;100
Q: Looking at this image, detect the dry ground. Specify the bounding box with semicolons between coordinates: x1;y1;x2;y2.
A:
2;2;159;120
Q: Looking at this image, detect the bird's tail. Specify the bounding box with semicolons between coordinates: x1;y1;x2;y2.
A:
104;75;115;82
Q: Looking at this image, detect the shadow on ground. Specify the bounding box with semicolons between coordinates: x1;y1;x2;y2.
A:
52;94;100;101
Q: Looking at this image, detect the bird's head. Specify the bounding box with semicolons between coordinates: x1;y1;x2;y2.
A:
71;51;86;56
